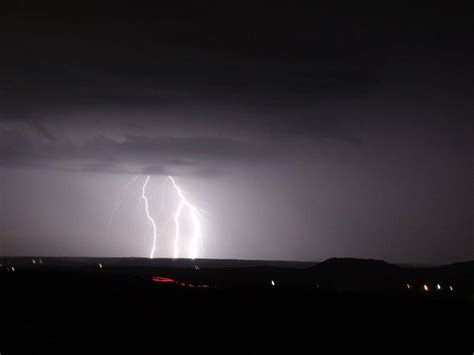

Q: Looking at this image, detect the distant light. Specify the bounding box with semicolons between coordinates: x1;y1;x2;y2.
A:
39;259;43;264
11;266;15;272
271;280;275;286
423;284;429;291
98;263;103;269
449;286;454;291
406;283;411;289
32;259;36;264
194;265;200;270
437;284;441;290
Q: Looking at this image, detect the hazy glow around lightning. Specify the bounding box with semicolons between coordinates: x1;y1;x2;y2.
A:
106;174;139;239
168;176;203;259
141;176;158;258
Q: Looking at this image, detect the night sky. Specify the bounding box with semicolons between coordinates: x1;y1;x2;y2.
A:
0;3;472;263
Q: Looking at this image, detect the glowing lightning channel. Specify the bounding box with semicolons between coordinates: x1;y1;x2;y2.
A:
173;196;183;259
168;176;203;259
141;175;158;259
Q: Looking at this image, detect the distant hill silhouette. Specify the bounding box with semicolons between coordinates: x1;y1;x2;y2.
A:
311;257;397;270
306;257;474;292
307;257;402;291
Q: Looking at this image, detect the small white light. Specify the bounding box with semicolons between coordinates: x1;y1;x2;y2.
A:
98;263;103;269
437;284;441;290
271;280;275;286
449;286;454;291
423;284;429;291
406;283;411;289
11;266;15;272
32;259;36;264
39;259;43;264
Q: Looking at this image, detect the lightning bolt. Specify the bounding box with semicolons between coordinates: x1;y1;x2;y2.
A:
168;176;203;259
141;175;158;259
110;174;204;259
106;174;139;239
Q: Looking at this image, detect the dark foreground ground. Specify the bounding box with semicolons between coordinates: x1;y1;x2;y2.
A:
0;257;473;353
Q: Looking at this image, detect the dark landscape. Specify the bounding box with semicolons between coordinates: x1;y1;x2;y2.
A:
1;257;473;351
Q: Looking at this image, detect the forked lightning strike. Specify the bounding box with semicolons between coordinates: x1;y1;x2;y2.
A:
168;176;203;259
110;174;204;259
141;176;158;259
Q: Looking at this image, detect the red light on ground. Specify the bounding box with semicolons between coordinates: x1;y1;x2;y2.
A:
152;276;176;283
153;277;208;288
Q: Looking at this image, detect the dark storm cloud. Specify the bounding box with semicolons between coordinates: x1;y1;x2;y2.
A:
141;166;169;175
2;4;471;144
79;163;129;174
119;135;272;161
0;127;278;174
28;121;58;142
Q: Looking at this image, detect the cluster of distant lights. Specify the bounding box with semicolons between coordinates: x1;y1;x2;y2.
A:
1;258;43;272
0;261;458;294
406;283;454;292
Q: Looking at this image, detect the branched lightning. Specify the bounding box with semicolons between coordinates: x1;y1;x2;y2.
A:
172;197;183;259
109;174;204;259
168;176;203;259
141;175;158;259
